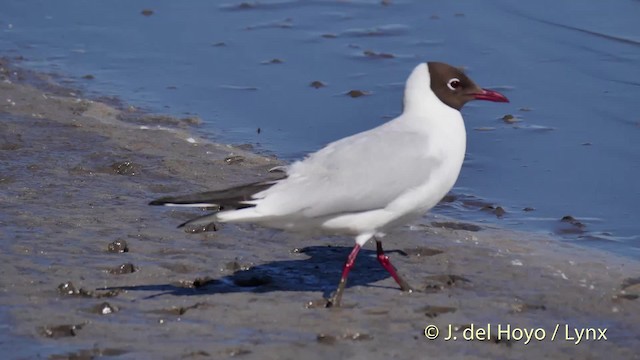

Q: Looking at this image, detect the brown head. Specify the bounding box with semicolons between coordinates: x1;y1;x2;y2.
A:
427;62;509;110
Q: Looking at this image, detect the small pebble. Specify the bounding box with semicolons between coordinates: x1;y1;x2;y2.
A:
317;333;337;345
92;302;118;315
224;155;245;164
57;282;80;296
107;239;129;253
41;324;83;338
109;263;136;275
502;114;519;124
310;80;326;89
346;90;370;98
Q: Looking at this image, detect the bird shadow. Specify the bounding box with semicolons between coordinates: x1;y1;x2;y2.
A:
103;245;409;299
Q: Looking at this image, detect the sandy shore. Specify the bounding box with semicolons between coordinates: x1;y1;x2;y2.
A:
1;59;639;359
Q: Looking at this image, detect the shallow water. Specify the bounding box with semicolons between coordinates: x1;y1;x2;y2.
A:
1;0;638;255
1;36;640;360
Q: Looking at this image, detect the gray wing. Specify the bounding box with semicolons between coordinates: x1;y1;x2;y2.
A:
253;127;440;218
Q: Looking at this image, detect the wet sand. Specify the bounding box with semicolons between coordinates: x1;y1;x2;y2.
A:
1;60;639;359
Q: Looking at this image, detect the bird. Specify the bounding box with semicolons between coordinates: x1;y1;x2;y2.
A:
150;62;509;307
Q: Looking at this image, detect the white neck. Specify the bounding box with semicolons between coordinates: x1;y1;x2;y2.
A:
398;63;467;191
400;64;463;128
403;63;441;115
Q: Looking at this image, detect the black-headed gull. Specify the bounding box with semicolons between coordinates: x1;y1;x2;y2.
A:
150;62;509;306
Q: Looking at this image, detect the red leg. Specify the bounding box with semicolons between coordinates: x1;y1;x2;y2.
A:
376;239;412;292
327;244;361;307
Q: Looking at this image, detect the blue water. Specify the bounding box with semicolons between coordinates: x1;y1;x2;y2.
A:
1;0;638;256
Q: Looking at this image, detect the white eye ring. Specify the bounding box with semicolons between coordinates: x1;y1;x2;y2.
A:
447;78;461;91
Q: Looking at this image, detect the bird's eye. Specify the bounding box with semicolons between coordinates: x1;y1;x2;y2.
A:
447;78;461;91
